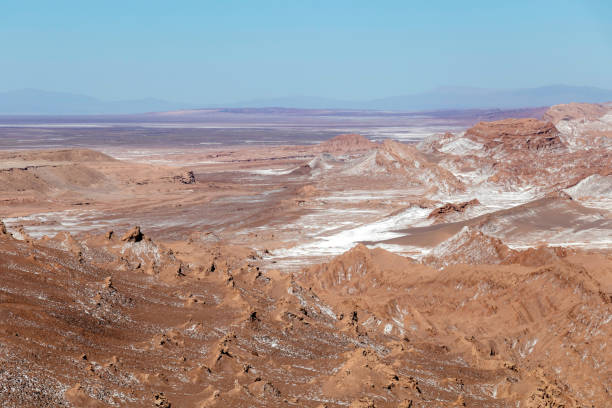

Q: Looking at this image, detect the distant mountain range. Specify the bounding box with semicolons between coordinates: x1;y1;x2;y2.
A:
227;85;612;111
0;89;182;115
1;85;611;115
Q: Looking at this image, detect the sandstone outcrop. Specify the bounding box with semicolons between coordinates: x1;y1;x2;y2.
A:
464;118;564;151
316;133;377;154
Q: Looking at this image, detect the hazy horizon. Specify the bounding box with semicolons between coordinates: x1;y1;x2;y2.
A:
1;84;612;115
2;1;611;106
4;83;612;105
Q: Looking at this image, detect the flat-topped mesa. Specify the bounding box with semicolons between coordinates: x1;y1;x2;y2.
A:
316;133;377;154
465;118;564;151
0;148;116;163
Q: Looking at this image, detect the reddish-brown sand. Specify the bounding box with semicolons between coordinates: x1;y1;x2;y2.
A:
1;103;611;407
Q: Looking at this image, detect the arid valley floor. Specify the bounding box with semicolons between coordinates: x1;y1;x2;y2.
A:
1;104;611;407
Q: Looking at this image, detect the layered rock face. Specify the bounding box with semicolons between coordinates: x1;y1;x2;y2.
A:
464;118;564;151
431;109;610;190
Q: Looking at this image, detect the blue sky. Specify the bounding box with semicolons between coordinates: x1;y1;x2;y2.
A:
1;1;611;103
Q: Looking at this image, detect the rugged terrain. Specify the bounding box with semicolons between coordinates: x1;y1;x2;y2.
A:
1;103;611;407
